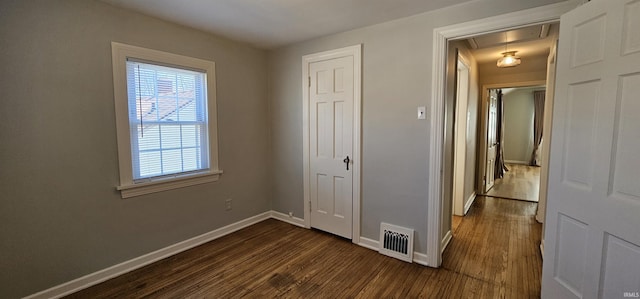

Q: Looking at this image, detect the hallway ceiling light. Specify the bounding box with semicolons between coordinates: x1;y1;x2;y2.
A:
497;51;521;67
497;31;521;68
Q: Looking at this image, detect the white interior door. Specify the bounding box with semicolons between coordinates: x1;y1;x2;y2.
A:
485;89;498;192
542;0;640;298
309;56;354;239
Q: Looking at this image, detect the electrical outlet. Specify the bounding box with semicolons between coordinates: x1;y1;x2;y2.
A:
225;199;232;211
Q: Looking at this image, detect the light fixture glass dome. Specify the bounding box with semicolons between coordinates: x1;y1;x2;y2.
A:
497;51;521;68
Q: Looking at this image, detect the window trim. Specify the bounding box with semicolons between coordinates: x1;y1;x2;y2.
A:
111;42;221;198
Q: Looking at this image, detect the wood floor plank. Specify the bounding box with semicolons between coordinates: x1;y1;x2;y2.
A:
67;197;542;299
484;164;540;202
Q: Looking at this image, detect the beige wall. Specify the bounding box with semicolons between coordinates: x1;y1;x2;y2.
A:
268;0;566;255
0;1;269;297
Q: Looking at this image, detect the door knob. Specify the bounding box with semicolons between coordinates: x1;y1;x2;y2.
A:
343;156;350;171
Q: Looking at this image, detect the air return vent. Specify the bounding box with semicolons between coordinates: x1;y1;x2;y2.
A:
379;223;414;263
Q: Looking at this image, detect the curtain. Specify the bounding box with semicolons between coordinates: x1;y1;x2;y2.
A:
495;89;509;179
531;90;546;166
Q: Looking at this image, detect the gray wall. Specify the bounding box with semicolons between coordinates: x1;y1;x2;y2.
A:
0;1;269;297
503;87;541;163
268;0;566;254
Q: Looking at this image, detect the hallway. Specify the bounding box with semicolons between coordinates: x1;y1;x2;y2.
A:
444;196;542;297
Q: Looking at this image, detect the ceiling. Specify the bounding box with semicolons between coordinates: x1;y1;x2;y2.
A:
101;0;473;49
466;23;559;64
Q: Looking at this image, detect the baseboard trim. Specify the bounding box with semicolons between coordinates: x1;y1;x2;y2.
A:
413;252;430;266
25;211;273;299
441;230;453;254
357;237;430;266
26;211;430;298
540;239;545;258
358;236;379;251
270;211;305;227
463;192;476;215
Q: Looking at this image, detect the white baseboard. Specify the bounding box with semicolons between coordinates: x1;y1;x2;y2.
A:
270;210;305;227
357;237;430;266
441;230;453;254
463;192;476;215
26;211;431;298
25;211;272;299
540;239;545;258
413;252;429;266
505;160;529;165
358;236;379;251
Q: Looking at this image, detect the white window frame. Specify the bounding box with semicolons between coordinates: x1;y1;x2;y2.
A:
111;42;221;198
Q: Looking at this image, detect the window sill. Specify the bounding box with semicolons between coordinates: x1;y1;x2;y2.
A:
117;170;223;199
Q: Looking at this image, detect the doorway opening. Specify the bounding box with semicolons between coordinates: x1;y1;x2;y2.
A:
481;85;546;203
439;22;557;295
444;21;557;240
426;1;576;268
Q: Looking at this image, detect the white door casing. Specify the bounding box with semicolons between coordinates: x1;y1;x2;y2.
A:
453;56;470;216
542;0;640;298
303;45;361;241
428;1;577;268
536;39;558;226
452;53;470;216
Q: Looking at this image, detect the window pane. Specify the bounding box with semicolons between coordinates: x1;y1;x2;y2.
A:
160;125;181;149
161;149;182;174
177;74;195;94
137;68;156;97
177;100;197;121
156;97;178;122
138;125;160;150
182;147;199;171
139;151;162;177
181;125;198;148
127;60;208;180
139;99;157;122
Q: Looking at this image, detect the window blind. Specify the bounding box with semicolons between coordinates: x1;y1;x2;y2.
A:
126;60;209;181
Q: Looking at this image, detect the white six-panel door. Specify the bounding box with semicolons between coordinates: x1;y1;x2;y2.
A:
308;55;354;239
542;0;640;297
485;89;498;192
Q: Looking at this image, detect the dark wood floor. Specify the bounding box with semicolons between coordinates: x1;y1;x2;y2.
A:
67;196;542;298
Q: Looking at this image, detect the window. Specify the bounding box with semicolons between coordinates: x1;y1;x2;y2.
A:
112;42;221;198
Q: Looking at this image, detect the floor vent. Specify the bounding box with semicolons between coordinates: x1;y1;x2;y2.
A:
379;223;414;263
